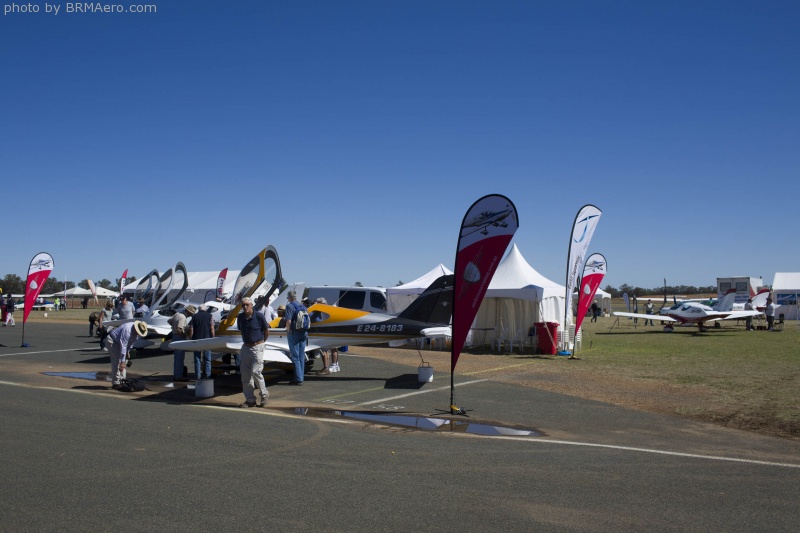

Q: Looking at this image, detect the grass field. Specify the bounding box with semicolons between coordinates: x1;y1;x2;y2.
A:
19;306;800;439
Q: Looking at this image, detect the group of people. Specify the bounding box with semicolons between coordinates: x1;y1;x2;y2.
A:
745;297;779;331
98;290;343;405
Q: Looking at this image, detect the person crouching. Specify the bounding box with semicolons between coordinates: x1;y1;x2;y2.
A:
105;320;147;389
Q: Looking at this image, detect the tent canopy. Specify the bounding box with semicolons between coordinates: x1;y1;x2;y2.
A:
772;272;800;320
386;264;454;313
472;244;567;348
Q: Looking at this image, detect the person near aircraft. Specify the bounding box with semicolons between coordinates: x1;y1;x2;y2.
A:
236;296;270;408
89;312;98;337
632;297;639;325
134;297;150;316
116;296;134;320
81;297;89;309
169;304;194;381
187;304;214;381
106;320;147;389
98;301;114;350
312;298;332;375
644;299;655;326
4;296;16;326
765;298;777;331
744;298;755;330
285;291;308;385
277;305;286;327
590;301;600;323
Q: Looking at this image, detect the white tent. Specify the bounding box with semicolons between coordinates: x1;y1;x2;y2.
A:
386;264;454;314
772;272;800;320
52;287;93;297
471;244;566;349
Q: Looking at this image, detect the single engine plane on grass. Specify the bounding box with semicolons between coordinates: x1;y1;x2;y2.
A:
615;289;761;332
169;246;454;369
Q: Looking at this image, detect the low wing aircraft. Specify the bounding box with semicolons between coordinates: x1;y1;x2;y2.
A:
615;289;761;332
169;246;454;368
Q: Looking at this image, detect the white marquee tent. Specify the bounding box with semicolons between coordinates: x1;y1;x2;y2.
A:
122;270;240;304
386;264;454;314
471;244;567;349
772;272;800;320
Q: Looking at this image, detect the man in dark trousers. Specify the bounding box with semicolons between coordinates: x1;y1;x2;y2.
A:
186;303;214;381
236;296;270;407
284;290;308;385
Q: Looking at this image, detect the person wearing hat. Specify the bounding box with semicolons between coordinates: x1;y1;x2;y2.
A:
277;305;286;328
236;296;270;407
105;320;147;389
169;305;195;381
187;303;215;381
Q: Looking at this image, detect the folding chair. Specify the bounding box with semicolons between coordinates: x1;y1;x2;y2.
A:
773;313;785;332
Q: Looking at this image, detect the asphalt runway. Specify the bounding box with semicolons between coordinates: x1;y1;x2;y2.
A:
1;322;799;531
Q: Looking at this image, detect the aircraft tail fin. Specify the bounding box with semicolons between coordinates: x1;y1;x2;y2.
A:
398;274;454;325
751;287;771;311
713;288;737;311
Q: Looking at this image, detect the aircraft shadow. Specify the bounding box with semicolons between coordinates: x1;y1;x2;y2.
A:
383;374;426;390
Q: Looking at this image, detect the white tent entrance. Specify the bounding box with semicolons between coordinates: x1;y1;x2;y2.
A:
470;244;566;352
387;264;454;314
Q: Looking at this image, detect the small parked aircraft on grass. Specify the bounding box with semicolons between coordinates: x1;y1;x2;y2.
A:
169;246;454;369
615;289;761;332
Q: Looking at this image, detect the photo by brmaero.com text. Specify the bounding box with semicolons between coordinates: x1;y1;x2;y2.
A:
4;3;157;15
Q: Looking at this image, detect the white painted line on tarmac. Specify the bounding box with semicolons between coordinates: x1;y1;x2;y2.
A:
356;379;488;406
0;347;89;357
497;436;800;469
2;379;798;470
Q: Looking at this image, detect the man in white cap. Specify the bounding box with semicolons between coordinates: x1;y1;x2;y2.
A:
236;296;270;407
105;320;147;389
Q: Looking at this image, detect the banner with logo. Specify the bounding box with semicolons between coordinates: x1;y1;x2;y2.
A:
119;269;128;295
23;252;54;324
563;204;601;349
452;195;518;371
216;268;228;299
574;253;607;334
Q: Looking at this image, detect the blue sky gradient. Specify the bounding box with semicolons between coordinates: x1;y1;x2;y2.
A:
2;1;798;289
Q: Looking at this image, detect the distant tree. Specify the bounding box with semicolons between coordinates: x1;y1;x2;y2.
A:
97;279;113;289
618;283;633;296
115;275;136;291
355;281;363;287
396;280;404;286
79;279;90;289
42;277;64;294
603;285;618;297
1;274;25;294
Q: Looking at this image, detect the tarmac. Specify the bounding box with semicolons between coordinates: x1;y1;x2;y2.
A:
1;322;799;531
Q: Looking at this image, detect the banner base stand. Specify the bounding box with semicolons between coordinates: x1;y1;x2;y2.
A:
557;350;572;356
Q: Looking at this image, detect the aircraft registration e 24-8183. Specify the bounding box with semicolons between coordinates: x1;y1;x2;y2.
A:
615;289;761;332
169;246;454;367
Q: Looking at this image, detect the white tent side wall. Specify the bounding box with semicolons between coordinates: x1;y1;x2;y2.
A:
772;272;800;320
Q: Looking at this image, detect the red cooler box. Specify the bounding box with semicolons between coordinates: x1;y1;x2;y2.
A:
534;322;559;355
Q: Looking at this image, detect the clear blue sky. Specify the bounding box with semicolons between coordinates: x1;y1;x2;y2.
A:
2;1;798;290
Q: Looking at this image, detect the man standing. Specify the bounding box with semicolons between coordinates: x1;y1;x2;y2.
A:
106;320;147;389
169;305;194;381
644;299;655;326
284;290;308;385
744;298;755;331
765;298;777;331
187;304;214;381
4;296;16;326
236;297;270;407
116;296;134;320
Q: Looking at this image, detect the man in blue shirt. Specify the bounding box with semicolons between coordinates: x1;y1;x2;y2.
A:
236;296;270;407
284;291;308;385
187;304;215;381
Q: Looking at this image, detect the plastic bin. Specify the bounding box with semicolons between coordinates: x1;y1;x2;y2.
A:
534;322;559;355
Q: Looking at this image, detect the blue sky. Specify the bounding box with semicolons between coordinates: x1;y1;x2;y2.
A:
1;1;798;290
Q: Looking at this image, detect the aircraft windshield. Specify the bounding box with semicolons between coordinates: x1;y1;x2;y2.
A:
134;269;160;305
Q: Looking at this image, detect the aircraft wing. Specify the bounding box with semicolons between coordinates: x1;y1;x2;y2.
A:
103;318;134;329
169;336;294;365
148;325;172;337
613;312;677;323
705;311;761;322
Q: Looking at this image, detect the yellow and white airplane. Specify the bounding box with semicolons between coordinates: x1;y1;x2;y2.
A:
169;246;453;366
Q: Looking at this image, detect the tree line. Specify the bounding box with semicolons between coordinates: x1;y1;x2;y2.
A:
602;283;717;298
0;275;137;295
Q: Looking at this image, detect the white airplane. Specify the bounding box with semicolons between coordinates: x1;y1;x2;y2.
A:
615;289;761;332
461;208;514;236
169;246;453;369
